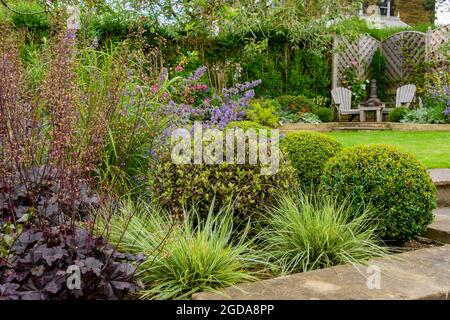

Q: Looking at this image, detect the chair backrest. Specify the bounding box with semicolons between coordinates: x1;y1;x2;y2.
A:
396;84;416;107
331;87;352;111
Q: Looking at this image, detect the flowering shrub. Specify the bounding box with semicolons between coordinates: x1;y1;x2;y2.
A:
401;70;450;124
275;95;316;113
153;66;261;130
341;60;368;107
422;69;450;123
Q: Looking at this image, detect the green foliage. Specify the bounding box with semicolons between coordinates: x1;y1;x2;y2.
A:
286;50;331;97
387;107;408;122
239;40;331;98
321;145;436;241
103;200;262;300
242;47;284;97
151;142;297;218
312;107;334;122
313;95;330;108
262;190;388;274
87;11;138;43
276;95;317;113
10;2;49;38
299;112;321;124
401;106;448;124
333;18;435;41
280;131;342;187
246;99;280;128
225;120;271;131
370;49;387;101
0;8;5;23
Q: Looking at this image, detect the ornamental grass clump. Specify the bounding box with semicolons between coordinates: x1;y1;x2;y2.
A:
262;190;388;275
101;201;263;300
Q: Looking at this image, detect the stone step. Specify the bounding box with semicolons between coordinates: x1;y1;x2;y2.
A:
429;169;450;207
193;245;450;300
425;207;450;244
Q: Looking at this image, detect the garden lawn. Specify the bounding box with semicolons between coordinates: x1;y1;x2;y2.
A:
327;131;450;169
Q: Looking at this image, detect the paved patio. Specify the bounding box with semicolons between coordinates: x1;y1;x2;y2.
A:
193;245;450;300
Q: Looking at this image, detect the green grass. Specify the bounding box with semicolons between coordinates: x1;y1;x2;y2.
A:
326;131;450;169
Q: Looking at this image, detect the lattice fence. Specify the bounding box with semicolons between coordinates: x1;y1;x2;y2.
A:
382;31;426;88
332;25;449;94
332;36;379;89
426;24;450;63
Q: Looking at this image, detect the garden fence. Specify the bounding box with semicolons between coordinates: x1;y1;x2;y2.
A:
332;25;450;96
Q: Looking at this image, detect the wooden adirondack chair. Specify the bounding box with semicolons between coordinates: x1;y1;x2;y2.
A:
331;87;361;121
383;84;417;116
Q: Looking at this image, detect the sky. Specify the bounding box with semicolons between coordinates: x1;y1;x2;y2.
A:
436;0;450;25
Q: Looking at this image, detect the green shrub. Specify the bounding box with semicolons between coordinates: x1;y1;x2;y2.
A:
370;49;387;101
286;50;331;97
321;145;436;241
276;95;317;113
246;99;280;128
151;137;297;218
388;107;408;122
262;190;388;274
103;200;262;299
312;107;334;122
280;131;342;187
225;120;271;131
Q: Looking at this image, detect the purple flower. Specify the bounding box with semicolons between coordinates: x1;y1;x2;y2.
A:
188;66;207;81
160;67;168;84
66;29;76;40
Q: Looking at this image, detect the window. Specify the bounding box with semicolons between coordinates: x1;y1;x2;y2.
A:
362;1;396;17
379;0;395;17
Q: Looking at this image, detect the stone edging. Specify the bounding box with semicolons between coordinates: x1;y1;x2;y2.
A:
279;122;450;132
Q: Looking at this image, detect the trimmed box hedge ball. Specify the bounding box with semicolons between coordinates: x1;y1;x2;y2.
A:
321;144;436;241
280;131;342;187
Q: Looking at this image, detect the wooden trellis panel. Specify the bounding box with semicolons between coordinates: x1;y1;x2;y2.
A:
332;26;449;95
426;24;450;63
332;36;379;89
381;31;426;87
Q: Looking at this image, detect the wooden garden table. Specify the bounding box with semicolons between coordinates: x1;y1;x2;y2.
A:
359;104;384;122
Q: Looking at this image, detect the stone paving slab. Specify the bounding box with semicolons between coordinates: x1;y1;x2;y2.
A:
193;245;450;300
428;169;450;186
